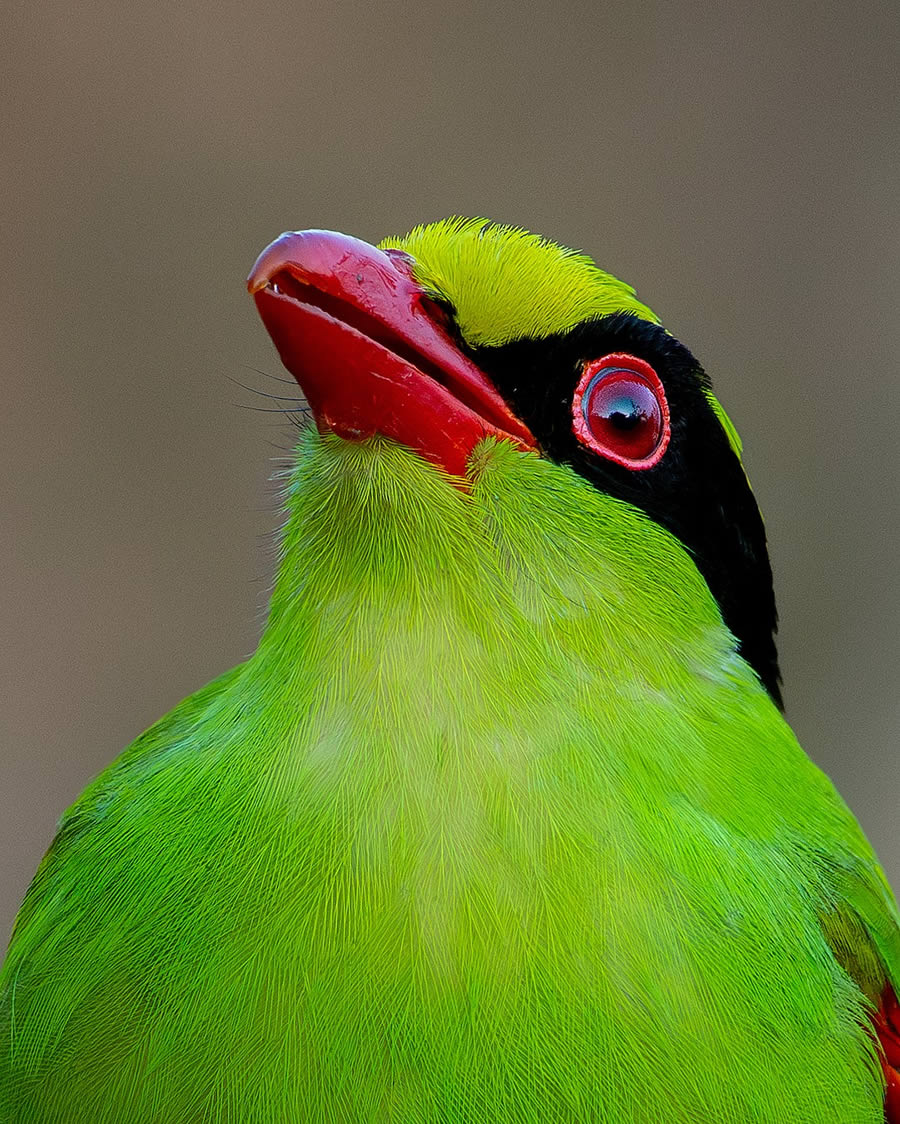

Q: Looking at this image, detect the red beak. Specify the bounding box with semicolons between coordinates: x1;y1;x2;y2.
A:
247;230;535;478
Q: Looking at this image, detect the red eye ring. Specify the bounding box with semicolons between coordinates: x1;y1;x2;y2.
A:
572;353;670;469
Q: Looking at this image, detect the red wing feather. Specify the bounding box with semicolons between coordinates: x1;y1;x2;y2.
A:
875;983;900;1122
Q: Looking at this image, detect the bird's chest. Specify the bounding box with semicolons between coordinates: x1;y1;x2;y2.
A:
202;689;877;1123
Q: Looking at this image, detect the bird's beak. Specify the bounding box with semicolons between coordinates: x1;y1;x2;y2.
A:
248;230;536;477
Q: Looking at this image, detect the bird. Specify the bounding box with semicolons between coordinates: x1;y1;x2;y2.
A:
1;217;898;1122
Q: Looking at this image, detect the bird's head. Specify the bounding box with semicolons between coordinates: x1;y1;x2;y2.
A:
249;218;781;707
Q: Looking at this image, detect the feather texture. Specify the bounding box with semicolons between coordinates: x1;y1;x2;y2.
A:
2;430;896;1121
379;217;658;345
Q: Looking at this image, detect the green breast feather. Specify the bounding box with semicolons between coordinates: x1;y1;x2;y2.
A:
1;219;897;1123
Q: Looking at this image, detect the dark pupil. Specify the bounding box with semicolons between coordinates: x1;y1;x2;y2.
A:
604;396;644;430
583;371;663;464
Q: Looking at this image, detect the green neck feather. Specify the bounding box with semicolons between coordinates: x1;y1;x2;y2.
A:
260;428;734;701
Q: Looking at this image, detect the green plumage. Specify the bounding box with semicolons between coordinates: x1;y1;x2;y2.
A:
2;221;898;1121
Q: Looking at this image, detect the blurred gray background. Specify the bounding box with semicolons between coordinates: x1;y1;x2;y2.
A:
2;0;898;943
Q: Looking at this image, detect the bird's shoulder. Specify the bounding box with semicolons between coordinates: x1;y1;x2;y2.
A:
6;661;247;949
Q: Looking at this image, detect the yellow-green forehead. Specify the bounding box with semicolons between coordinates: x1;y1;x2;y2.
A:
379;217;659;348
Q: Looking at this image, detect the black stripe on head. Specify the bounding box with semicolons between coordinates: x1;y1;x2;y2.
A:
466;313;783;709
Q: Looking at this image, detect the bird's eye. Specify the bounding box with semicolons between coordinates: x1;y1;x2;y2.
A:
572;353;670;469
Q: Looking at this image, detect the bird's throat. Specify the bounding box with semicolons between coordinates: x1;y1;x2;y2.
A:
256;429;747;779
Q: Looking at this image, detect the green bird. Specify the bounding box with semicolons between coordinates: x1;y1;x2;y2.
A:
2;218;899;1122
